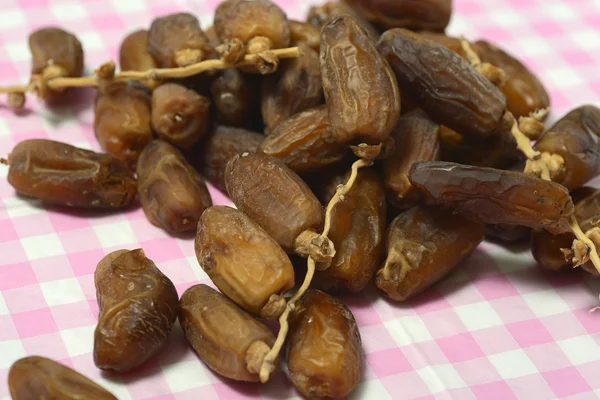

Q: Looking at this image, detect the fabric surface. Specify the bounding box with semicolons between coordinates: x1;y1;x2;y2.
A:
1;0;600;399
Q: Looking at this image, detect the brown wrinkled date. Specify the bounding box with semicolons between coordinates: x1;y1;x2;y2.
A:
287;289;361;399
343;0;452;31
314;169;387;292
180;284;276;381
9;356;117;400
321;16;401;146
261;44;323;133
94;81;153;169
383;109;441;209
258;105;349;172
195;206;295;318
6;139;136;209
377;29;506;138
486;224;531;243
307;1;381;41
148;13;213;67
94;249;179;372
152;83;211;149
376;205;485;301
119;29;158;72
210;69;258;127
225;153;326;255
408;161;574;234
137;140;212;234
197;125;263;192
534;105;600;190
289;20;321;51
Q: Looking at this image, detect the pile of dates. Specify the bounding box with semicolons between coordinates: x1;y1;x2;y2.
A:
4;0;600;399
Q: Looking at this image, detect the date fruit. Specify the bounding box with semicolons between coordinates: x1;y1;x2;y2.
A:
6;139;136;209
119;29;158;72
195;206;295;317
94;249;179;372
179;284;276;381
9;356;117;400
210;69;257;127
343;0;452;31
307;1;380;41
486;224;531;243
376;205;485;301
152;83;211;149
225;153;324;252
314;169;386;292
261;44;323;133
377;28;506;138
258;105;348;172
29;27;84;83
383;109;440;209
289;20;321;51
287;289;361;399
94;81;153;169
137;140;212;234
321;16;401;145
534;105;600;191
408;161;575;234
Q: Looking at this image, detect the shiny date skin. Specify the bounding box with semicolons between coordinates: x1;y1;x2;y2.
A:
94;249;179;372
5;139;136;209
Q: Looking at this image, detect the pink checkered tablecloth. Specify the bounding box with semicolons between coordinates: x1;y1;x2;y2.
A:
1;0;600;399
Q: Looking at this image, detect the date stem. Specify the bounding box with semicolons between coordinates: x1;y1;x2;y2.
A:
258;156;372;383
569;218;600;274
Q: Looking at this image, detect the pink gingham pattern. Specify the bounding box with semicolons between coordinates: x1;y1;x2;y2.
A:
1;0;600;399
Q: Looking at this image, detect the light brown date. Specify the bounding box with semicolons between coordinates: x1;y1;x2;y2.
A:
29;27;84;83
94;249;179;372
289;20;321;51
119;29;158;72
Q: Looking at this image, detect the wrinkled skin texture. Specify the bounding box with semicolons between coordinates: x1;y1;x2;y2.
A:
258;106;348;172
314;169;387;292
225;153;324;251
195;206;295;315
152;83;211;149
94;249;179;372
408;161;575;234
148;13;212;67
214;0;290;48
307;1;380;41
532;187;600;274
197;126;263;193
534;105;600;191
179;284;276;382
287;290;361;399
119;29;158;72
377;29;506;138
417;31;466;56
7;139;136;209
29;27;84;78
137;140;212;234
343;0;452;31
261;44;323;133
94;81;153;170
376;206;485;301
383;109;440;209
210;69;258;127
321;16;401;145
289;20;321;51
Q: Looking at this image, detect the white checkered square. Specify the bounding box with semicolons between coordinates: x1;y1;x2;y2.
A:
385;316;433;346
558;335;600;365
523;290;571;317
162;360;211;392
489;349;539;380
40;278;86;306
59;325;95;357
417;364;467;394
93;221;136;248
455;301;503;331
20;233;66;261
0;339;26;369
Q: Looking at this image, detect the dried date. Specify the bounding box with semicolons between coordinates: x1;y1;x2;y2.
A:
5;139;136;209
210;69;258;127
94;249;179;372
119;29;158;72
307;1;380;41
289;20;321;51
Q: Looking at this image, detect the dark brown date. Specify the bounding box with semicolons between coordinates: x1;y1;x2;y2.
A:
289;20;321;51
314;169;386;292
343;0;452;31
152;83;211;149
196;125;263;193
148;13;212;67
418;31;466;57
225;153;324;252
534;105;600;191
376;205;485;301
486;224;531;243
258;106;348;172
408;161;575;234
119;29;158;72
94;249;179;372
6;139;136;209
179;284;276;382
29;27;84;80
137;140;212;233
307;1;380;41
287;289;361;399
321;16;401;145
195;206;295;316
9;356;117;400
214;0;290;49
94;81;153;170
210;69;258;127
377;28;506;138
383;109;440;209
261;44;323;133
